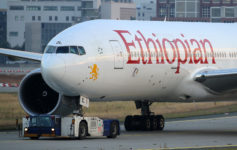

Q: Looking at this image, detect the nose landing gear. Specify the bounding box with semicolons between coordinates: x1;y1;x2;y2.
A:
124;101;165;131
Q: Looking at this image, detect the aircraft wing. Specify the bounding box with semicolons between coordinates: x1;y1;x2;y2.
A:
0;48;42;61
194;68;237;93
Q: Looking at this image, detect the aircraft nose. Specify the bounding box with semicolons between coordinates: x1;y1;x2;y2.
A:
41;55;66;86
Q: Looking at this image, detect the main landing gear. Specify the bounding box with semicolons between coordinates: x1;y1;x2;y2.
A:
124;101;165;131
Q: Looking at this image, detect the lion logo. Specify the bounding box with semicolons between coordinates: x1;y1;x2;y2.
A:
89;64;99;81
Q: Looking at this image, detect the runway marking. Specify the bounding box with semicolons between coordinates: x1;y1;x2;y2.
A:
137;145;237;150
166;115;237;124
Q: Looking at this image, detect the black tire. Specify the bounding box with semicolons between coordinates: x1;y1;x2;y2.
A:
151;116;158;130
30;137;39;140
78;121;87;140
157;115;165;131
133;115;142;130
107;121;119;138
124;116;133;131
142;116;151;131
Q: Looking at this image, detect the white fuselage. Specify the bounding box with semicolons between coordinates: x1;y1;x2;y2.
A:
41;20;237;102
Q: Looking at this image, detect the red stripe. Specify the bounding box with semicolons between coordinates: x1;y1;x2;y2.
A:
0;83;19;87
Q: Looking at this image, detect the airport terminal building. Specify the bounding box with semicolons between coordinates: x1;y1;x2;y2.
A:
101;0;136;20
136;0;157;20
153;0;237;22
0;9;7;64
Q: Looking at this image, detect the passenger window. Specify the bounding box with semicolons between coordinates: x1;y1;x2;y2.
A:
70;46;79;55
56;46;69;54
78;46;86;55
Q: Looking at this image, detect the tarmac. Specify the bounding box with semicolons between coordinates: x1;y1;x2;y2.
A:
1;113;237;150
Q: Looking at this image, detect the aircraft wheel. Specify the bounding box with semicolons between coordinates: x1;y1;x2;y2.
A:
125;115;165;131
142;116;151;131
151;116;158;130
124;116;133;131
133;115;142;130
78;121;87;140
157;115;165;131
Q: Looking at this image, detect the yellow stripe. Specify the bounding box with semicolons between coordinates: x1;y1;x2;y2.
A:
24;133;38;137
41;134;56;137
137;145;237;150
24;133;56;137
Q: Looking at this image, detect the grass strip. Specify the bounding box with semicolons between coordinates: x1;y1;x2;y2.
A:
1;93;237;130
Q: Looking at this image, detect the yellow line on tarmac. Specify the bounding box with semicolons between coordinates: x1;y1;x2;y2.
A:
137;144;237;150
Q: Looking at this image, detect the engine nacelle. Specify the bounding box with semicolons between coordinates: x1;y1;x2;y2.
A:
19;68;78;116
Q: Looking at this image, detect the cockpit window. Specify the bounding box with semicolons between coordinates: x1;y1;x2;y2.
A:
70;46;79;55
45;46;57;53
78;46;86;55
45;45;85;55
56;46;69;54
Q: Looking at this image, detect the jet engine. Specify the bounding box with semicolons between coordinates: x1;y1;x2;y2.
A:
19;68;78;116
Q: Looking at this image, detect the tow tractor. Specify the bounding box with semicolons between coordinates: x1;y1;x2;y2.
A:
22;115;120;140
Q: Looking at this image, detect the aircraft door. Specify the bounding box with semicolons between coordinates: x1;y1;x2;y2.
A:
109;40;124;69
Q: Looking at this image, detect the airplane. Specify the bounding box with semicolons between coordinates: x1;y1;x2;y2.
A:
0;20;237;131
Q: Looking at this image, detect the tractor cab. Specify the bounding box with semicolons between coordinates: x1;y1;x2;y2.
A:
24;115;61;139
